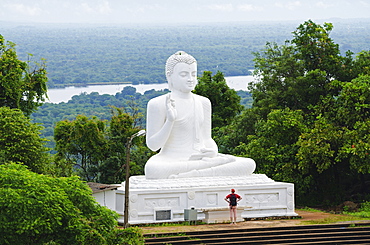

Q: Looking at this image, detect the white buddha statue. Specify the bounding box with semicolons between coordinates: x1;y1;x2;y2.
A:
145;51;256;179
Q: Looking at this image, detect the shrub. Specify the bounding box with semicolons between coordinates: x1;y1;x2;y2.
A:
0;163;143;244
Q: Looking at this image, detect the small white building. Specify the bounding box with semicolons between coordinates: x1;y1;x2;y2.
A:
88;182;120;211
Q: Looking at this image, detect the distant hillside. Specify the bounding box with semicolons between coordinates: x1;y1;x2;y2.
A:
1;19;370;88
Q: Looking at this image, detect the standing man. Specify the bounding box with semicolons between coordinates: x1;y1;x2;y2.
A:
225;189;242;224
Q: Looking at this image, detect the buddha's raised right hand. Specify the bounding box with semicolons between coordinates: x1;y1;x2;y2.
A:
166;94;177;122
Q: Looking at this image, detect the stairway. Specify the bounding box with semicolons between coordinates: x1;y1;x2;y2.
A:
144;222;370;244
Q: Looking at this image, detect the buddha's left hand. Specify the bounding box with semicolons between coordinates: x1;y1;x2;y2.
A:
188;148;217;160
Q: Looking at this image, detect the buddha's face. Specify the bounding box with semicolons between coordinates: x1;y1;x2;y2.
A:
169;62;197;93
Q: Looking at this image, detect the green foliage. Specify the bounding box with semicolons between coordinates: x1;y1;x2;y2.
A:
344;202;370;219
213;107;260;154
292;21;341;78
54;115;109;181
112;227;144;245
0;163;137;245
296;115;344;174
101;107;152;183
242;109;307;185
53;107;152;183
251;21;345;117
237;90;253;109
0;34;47;116
222;20;370;205
359;201;370;212
194;71;242;128
0;107;50;173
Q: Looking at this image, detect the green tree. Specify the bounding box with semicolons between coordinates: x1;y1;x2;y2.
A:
54;108;149;183
0;35;48;116
194;71;243;128
296;115;351;203
0;163;144;245
101;107;151;183
291;21;342;79
225;20;370;205
294;75;370;203
214;107;260;154
54;115;109;181
242;109;307;186
100;107;137;183
0;107;50;173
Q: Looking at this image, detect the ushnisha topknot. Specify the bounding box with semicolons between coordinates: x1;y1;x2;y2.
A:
165;51;197;79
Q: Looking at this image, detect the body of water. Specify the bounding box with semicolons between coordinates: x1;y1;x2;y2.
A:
46;75;254;103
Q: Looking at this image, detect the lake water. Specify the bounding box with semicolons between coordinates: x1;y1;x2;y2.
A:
46;75;254;103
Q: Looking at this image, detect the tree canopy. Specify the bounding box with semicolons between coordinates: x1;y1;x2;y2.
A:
0;107;50;173
0;34;48;116
54;108;152;183
194;71;243;129
223;20;370;205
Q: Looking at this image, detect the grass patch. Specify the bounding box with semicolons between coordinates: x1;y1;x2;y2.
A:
301;214;368;225
296;205;370;225
344;201;370;219
138;221;206;235
298;203;370;225
146;232;187;238
137;221;205;228
298;207;326;213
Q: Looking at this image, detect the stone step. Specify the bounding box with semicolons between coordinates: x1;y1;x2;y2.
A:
144;222;370;244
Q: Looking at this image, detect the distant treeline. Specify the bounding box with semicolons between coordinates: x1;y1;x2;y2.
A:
2;20;370;88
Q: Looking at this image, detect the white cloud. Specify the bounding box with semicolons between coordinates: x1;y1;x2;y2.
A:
80;3;94;13
359;1;370;7
207;4;234;12
5;3;42;16
275;1;302;10
97;0;112;14
238;4;263;12
122;4;165;16
79;0;112;14
315;1;333;8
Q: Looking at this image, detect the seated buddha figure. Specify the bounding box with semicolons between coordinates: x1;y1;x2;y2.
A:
144;51;256;179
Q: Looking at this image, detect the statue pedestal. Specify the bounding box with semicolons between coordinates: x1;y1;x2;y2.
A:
115;174;298;224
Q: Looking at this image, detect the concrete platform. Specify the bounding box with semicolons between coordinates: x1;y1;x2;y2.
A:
115;174;298;224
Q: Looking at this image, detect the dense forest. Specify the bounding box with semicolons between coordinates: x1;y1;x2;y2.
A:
1;19;370;88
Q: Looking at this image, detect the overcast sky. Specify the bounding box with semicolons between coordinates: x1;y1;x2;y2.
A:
0;0;369;24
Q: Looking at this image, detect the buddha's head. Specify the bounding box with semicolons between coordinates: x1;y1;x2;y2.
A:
165;51;197;92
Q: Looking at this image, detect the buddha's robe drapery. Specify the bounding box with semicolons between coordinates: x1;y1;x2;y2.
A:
145;93;255;179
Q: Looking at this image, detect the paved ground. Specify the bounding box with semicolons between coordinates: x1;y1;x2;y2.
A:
140;210;368;234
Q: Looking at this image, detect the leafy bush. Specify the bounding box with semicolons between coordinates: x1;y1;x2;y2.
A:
110;227;144;245
0;107;50;174
345;201;370;219
0;163;144;244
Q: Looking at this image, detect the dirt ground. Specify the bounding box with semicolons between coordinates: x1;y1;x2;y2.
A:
140;210;368;234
